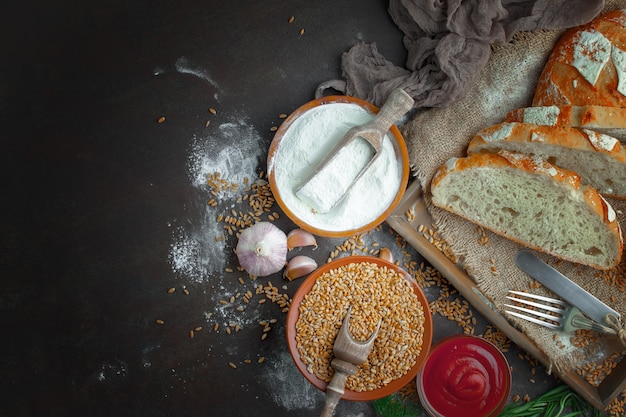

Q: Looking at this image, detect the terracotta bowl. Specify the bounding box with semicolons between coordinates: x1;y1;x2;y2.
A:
286;255;433;401
267;95;410;238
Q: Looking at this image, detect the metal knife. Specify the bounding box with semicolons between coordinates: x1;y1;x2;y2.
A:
514;250;620;325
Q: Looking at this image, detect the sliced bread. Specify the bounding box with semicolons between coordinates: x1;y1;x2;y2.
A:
533;9;626;107
505;105;626;141
430;150;623;269
466;122;626;199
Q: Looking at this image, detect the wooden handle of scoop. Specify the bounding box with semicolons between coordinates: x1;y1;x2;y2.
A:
369;88;414;131
319;359;357;417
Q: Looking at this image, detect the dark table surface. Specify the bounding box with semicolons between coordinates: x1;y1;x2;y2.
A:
1;1;568;416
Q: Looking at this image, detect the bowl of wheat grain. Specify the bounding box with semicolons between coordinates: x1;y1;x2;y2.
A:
286;255;433;401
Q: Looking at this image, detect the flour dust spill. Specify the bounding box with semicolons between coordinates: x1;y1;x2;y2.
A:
168;116;265;283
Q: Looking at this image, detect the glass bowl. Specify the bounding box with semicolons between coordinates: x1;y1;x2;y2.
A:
417;334;512;417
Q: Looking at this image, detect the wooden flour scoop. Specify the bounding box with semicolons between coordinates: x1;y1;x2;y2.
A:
296;88;414;214
320;306;382;417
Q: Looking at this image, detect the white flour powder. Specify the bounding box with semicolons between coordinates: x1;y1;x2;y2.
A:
169;117;264;281
269;103;402;232
296;136;375;213
175;56;221;91
261;350;371;416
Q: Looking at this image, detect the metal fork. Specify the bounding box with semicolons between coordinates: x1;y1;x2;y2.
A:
505;290;614;334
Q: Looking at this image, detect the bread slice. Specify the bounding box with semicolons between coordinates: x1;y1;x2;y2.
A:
505;105;626;141
430;150;623;269
533;9;626;107
466;122;626;199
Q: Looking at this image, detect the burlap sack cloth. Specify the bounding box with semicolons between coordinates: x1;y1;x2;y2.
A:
403;0;626;372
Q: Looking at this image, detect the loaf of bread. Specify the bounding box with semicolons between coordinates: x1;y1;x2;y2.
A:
505;105;626;141
467;122;626;199
430;150;623;269
533;9;626;107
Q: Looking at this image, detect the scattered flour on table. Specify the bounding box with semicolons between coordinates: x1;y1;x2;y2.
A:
260;350;371;416
168;116;264;282
96;359;128;383
140;344;160;369
260;350;320;411
187;121;261;189
175;56;221;91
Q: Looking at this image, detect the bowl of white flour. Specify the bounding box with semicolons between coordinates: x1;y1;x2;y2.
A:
267;96;409;237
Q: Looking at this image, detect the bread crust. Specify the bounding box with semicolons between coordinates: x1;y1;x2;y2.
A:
470;122;625;159
533;9;626;107
506;105;626;134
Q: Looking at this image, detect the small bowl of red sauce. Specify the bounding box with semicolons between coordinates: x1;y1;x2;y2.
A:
417;335;511;417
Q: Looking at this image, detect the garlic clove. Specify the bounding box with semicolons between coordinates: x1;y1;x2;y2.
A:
283;255;318;281
378;247;394;263
287;228;318;250
236;222;288;277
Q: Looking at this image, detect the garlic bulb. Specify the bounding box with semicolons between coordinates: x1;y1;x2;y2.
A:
283;255;318;281
236;222;288;277
287;228;318;250
378;247;394;263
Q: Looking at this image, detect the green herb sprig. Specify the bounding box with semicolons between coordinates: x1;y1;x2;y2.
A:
498;385;601;417
373;394;425;417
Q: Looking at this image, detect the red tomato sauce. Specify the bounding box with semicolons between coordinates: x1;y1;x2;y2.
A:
418;335;510;417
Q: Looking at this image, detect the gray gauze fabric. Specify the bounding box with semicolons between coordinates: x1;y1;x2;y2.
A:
334;0;605;108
